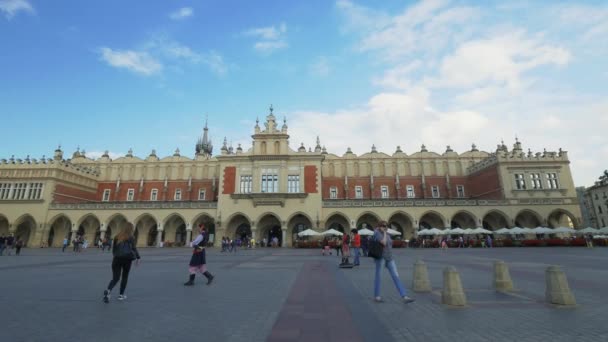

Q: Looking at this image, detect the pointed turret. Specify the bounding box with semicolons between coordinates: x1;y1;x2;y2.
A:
314;136;322;153
196;117;213;157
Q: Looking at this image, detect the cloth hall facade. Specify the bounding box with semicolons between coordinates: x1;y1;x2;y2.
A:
0;108;582;247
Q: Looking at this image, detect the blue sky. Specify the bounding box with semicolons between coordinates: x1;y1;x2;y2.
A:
1;0;607;186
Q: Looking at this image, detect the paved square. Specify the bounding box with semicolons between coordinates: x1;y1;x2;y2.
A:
1;247;607;342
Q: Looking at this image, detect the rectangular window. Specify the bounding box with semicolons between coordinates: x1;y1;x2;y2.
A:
150;189;158;201
432;185;440;198
515;174;526;190
406;185;415;198
0;183;10;199
240;175;252;194
603;218;606;227
27;183;43;200
355;186;363;199
174;188;182;201
127;188;135;201
547;173;559;189
530;173;542;189
599;206;603;214
261;169;278;193
12;182;26;200
288;175;300;193
329;187;337;199
456;185;465;198
198;189;206;200
381;185;389;199
102;189;111;202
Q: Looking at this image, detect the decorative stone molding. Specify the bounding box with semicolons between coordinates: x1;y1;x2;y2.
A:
49;201;218;210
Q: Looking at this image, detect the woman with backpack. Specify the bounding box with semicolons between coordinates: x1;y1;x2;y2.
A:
102;222;140;303
372;221;414;304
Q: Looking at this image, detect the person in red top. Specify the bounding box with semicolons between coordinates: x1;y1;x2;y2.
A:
351;229;361;266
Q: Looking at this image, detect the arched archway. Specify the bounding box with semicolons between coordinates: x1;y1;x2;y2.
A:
388;212;415;239
106;214;129;240
225;213;251;241
419;211;445;229
163;214;187;246
288;213;314;245
14;214;36;247
47;214;72;247
324;212;350;232
257;213;282;247
134;213;157;247
451;211;477;229
482;210;510;230
356;212;380;230
547;209;577;228
77;214;100;246
0;215;9;237
514;210;542;228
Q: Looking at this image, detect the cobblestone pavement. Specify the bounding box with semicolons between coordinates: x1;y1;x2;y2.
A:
1;247;607;341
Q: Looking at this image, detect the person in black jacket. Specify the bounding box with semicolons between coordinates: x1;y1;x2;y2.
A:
184;224;214;286
103;222;140;303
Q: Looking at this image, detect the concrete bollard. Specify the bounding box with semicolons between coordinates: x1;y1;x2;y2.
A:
442;266;467;306
545;266;576;306
493;261;514;292
412;260;432;292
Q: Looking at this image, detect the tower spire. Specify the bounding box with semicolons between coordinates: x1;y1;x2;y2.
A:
196;115;213;156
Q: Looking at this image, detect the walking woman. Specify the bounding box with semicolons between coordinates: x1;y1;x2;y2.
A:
372;221;415;304
184;224;215;286
102;222;140;303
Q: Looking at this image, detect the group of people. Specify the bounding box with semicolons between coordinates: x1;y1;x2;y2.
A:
0;234;24;255
220;236;259;252
101;223;215;303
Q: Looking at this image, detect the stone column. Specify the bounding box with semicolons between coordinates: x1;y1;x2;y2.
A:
157;224;163;247
186;223;192;244
282;228;287;247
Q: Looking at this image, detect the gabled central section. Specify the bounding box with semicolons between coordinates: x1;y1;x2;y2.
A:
251;105;290;156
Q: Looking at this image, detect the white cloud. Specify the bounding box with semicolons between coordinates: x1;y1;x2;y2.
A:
552;4;608;41
340;0;479;61
309;57;330;77
169;7;193;20
244;23;288;53
99;35;228;76
373;60;421;90
0;0;33;19
98;47;162;75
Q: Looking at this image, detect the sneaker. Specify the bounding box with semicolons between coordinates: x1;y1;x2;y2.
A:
374;296;383;302
402;296;415;304
206;275;214;285
117;294;127;301
103;290;110;303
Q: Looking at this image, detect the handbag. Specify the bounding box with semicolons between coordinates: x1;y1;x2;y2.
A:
368;238;384;259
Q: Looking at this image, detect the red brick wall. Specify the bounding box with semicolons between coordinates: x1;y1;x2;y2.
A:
466;165;503;199
53;184;97;203
322;178;344;198
96;180;217;201
223;166;236;194
304;165;318;193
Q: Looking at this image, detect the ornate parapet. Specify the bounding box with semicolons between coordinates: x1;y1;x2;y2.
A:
230;193;308;207
321;198;577;208
49;201;218;210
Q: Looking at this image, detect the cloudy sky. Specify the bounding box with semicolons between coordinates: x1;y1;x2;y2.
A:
1;0;607;186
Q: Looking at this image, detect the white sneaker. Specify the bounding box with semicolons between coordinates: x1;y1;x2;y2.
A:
374;296;383;302
117;294;127;301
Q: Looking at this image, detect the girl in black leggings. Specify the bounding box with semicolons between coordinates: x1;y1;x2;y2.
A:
103;223;140;302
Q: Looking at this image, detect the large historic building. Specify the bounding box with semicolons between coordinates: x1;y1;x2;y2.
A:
581;172;608;228
0;107;582;247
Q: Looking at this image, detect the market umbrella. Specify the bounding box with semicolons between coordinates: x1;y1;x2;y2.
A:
576;227;600;234
428;228;445;235
599;227;608;234
472;227;492;234
493;228;511;234
531;227;553;234
417;229;433;236
358;228;374;236
509;227;527;235
449;228;466;234
554;227;575;234
322;228;343;236
297;229;320;237
387;228;402;236
463;228;476;235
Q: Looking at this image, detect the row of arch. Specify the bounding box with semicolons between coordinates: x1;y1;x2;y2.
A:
0;208;577;247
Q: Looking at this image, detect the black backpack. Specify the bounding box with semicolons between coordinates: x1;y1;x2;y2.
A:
116;240;135;259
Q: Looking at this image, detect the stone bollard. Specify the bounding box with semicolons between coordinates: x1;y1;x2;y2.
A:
493;261;514;292
412;260;432;292
442;266;467;306
545;266;576;306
